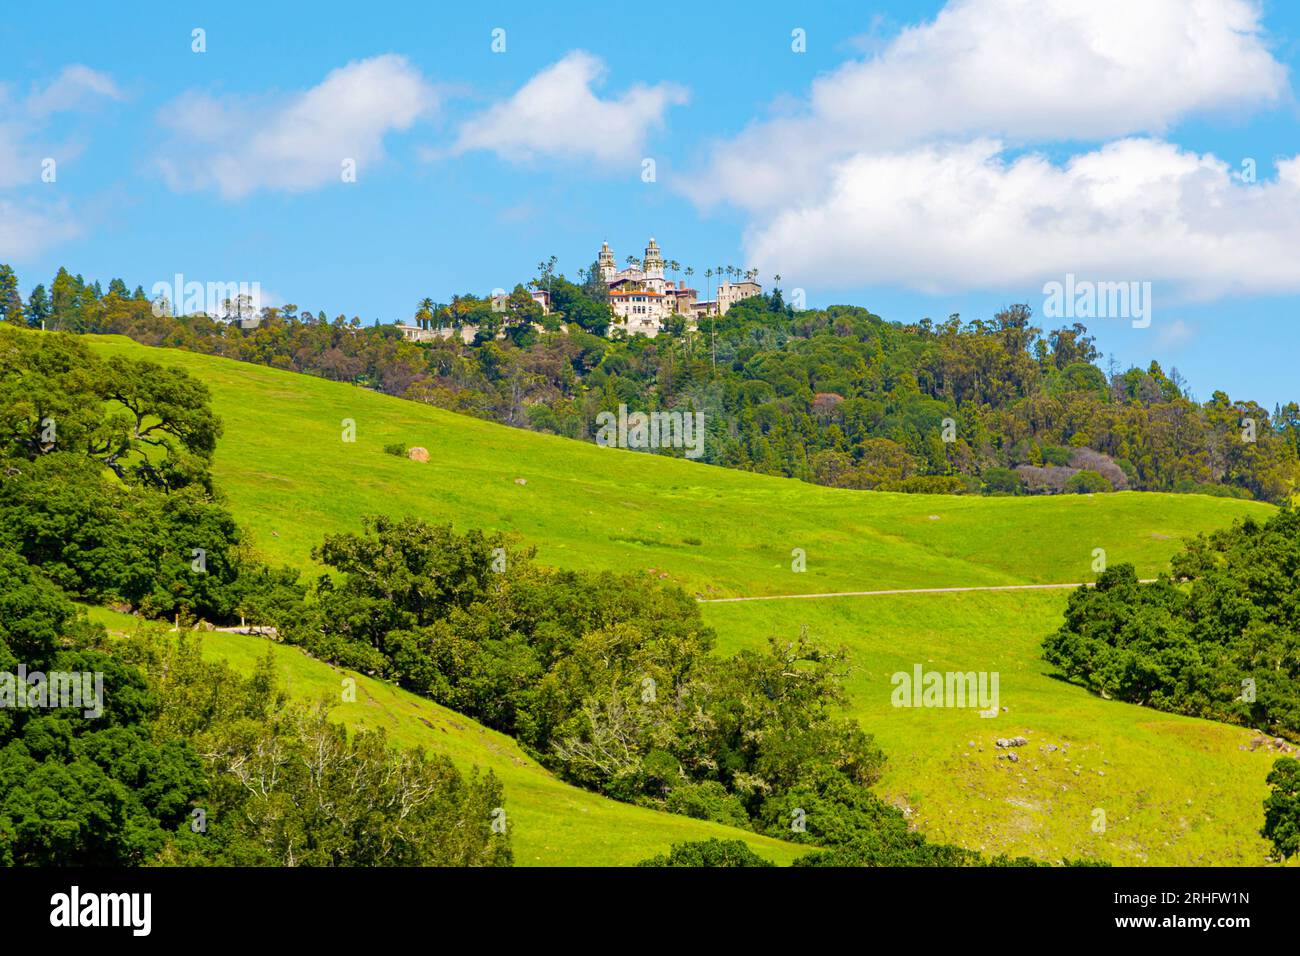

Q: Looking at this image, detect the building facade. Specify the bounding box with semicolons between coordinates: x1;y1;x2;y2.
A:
599;239;760;336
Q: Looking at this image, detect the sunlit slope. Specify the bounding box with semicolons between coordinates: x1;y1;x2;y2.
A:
705;592;1288;866
84;335;1268;595
79;336;1279;867
86;608;804;867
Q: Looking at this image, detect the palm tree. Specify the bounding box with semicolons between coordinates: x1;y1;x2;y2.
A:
416;297;434;329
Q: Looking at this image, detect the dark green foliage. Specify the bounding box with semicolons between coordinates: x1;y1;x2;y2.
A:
637;839;775;867
0;326;303;625
1064;469;1112;493
1261;757;1300;860
0;578;513;868
291;516;887;838
1044;508;1300;738
124;634;511;867
0;450;299;623
0;326;220;493
982;466;1022;495
0;265;22;324
0;546;206;866
662;781;751;829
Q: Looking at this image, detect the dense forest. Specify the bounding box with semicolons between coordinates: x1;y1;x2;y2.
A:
3;261;1296;503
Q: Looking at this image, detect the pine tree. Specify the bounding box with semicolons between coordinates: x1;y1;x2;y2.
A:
0;264;23;323
50;267;80;330
25;284;50;328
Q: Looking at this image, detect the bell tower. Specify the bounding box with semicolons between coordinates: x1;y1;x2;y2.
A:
643;237;664;279
598;240;616;282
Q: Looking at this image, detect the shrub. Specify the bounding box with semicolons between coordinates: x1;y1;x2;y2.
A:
982;466;1022;495
664;781;751;830
638;839;774;867
1065;469;1112;493
1262;758;1300;860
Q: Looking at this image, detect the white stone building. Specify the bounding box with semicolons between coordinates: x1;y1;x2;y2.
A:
598;238;759;336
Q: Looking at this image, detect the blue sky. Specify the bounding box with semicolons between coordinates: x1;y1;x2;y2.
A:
3;0;1298;407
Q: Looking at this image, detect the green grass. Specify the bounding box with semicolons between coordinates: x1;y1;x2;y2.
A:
704;593;1289;866
78;335;1284;865
83;606;805;868
85;334;1268;596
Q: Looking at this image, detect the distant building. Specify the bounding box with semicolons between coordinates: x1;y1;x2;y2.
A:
395;322;477;344
598;238;758;336
396;285;554;345
717;279;762;314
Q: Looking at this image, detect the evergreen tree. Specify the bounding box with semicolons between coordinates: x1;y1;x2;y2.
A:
50;267;80;330
24;284;50;328
0;265;22;324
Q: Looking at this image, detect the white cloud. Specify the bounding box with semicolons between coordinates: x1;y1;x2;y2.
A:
155;54;437;199
25;65;124;117
0;65;122;187
745;139;1300;298
0;198;82;261
451;51;688;167
1156;319;1197;349
686;0;1287;212
0;65;119;258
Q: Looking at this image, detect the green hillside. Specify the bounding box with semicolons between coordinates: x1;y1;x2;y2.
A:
84;606;805;867
82;334;1284;865
85;334;1265;594
706;593;1285;865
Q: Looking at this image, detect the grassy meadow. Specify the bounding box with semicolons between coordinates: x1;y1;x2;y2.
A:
81;335;1286;865
705;593;1284;865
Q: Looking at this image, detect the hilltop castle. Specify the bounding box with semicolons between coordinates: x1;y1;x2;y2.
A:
599;238;761;337
396;238;764;344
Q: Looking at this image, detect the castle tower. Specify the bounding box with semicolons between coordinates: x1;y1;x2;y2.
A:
643;237;664;279
598;240;617;282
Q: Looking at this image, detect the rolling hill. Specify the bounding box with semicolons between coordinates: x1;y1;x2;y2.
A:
82;333;1286;865
84;606;805;867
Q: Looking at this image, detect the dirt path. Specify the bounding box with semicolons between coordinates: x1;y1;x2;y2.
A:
697;579;1156;604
